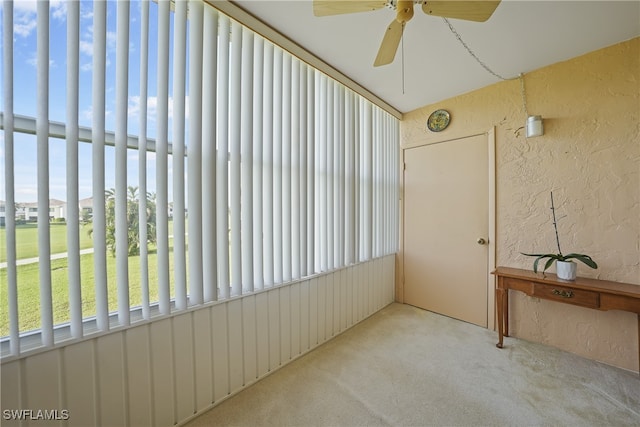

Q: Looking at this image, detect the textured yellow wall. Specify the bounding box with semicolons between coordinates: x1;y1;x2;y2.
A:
401;38;639;372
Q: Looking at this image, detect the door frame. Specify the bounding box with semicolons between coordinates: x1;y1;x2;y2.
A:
398;128;496;329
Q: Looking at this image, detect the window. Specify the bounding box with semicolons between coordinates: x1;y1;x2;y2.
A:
1;0;399;357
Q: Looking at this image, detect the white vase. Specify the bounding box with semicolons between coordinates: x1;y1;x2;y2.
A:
556;260;577;280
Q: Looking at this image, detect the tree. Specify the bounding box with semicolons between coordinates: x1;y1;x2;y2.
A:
90;186;157;257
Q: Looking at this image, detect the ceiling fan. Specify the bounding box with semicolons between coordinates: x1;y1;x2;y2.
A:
313;1;501;67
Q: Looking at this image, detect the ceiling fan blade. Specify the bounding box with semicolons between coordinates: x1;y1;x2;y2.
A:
374;19;403;67
422;1;501;22
313;0;388;17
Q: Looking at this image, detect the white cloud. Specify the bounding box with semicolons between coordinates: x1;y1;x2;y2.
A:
13;4;37;38
79;26;116;76
81;9;93;21
80;0;93;21
50;0;66;21
12;0;65;37
81;105;113;124
80;40;94;56
106;31;117;51
128;95;189;122
26;56;56;69
13;0;37;14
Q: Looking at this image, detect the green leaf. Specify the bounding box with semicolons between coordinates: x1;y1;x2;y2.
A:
520;252;547;257
542;257;556;273
564;253;598;269
520;252;563;273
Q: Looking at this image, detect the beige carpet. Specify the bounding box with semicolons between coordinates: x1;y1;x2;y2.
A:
184;303;640;426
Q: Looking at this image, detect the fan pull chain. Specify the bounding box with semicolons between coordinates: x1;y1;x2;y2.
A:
401;22;406;94
442;17;516;81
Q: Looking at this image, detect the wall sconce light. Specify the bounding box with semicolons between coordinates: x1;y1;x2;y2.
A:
526;115;543;138
520;74;544;138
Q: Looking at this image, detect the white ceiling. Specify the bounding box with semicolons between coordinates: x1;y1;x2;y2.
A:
232;0;640;114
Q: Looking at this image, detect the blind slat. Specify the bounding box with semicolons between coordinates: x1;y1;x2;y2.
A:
230;20;242;297
139;0;151;318
217;15;230;299
115;0;131;326
363;103;373;261
92;0;109;330
66;0;82;337
273;47;283;284
282;54;292;282
306;68;315;275
3;0;19;355
313;72;322;273
298;62;308;277
173;0;188;311
202;6;219;302
291;59;301;280
262;43;274;287
189;0;205;305
318;74;327;272
241;27;254;294
345;91;355;265
332;82;340;268
37;0;53;346
156;0;171;315
252;36;264;290
336;86;346;266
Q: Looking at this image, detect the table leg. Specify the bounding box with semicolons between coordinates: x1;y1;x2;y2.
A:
504;287;509;338
637;314;639;375
496;286;505;349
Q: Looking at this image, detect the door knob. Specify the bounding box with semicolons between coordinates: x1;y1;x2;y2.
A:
477;238;487;245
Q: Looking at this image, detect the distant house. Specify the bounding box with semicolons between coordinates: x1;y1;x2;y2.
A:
18;202;38;221
1;197;167;225
1;199;67;223
79;197;93;220
49;199;66;221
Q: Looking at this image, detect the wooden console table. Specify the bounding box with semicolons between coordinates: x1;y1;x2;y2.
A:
493;266;640;371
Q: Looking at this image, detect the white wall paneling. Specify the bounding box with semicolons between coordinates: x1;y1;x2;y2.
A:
96;333;126;426
193;309;214;411
242;296;258;385
150;318;175;426
227;300;244;394
0;361;21;423
268;288;281;372
125;326;153;426
211;303;230;402
63;342;98;426
173;313;196;422
279;286;292;363
255;292;270;377
25;351;60;418
290;283;302;358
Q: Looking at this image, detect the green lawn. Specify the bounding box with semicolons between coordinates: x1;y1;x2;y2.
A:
0;220;181;336
0;223;94;263
0;247;179;336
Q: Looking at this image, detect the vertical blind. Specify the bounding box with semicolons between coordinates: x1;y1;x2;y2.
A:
0;0;399;357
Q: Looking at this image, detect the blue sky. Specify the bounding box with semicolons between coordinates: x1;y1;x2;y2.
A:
2;0;180;203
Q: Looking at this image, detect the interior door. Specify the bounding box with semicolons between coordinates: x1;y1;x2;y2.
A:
403;134;489;327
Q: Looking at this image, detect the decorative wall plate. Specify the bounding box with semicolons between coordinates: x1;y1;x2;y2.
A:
427;109;451;132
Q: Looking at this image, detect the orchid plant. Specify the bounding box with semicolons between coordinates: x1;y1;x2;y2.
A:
521;192;598;274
